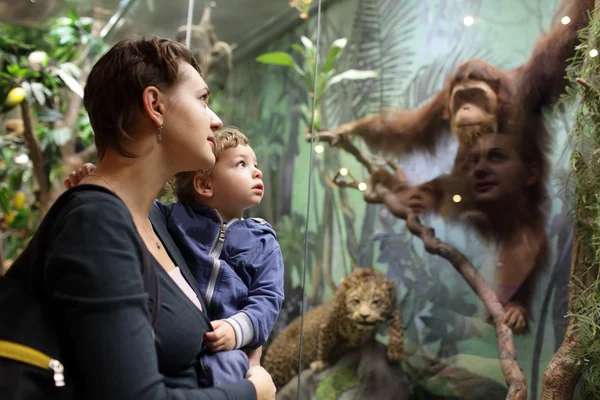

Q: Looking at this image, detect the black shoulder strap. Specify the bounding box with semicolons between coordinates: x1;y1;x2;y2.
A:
7;185;161;330
139;234;161;330
149;204;210;314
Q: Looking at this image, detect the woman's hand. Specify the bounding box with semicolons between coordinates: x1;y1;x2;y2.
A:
64;163;96;188
244;346;262;368
246;366;276;400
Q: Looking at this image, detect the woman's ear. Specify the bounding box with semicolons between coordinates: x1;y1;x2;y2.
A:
525;162;539;186
142;86;166;128
193;172;213;199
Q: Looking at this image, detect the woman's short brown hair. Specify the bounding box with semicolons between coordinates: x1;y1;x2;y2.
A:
83;36;201;159
171;127;249;204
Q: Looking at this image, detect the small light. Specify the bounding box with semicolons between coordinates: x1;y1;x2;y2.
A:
561;16;571;25
358;182;367;191
590;49;599;58
339;168;349;176
14;154;29;165
315;144;324;154
452;194;462;203
463;16;475;27
210;1;217;7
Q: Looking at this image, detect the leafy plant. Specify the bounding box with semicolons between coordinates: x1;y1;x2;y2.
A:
0;13;106;268
256;36;377;131
541;4;600;398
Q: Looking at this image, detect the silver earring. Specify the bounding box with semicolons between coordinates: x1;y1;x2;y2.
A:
157;125;163;144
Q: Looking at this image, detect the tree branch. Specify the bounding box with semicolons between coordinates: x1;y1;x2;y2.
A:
56;89;84;159
20;101;50;216
541;231;590;399
322;137;528;400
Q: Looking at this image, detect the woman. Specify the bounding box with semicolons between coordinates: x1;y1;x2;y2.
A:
464;132;547;334
36;37;274;399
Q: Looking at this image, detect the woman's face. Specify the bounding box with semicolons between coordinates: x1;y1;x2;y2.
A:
161;62;222;172
466;134;532;204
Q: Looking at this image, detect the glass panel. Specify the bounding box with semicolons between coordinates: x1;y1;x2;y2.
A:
279;0;585;398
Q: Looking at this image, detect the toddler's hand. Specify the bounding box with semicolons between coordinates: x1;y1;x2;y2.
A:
204;320;236;352
64;163;96;188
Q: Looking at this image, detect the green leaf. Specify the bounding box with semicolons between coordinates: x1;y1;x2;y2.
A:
9;169;24;191
50;127;72;146
7;64;20;76
49;26;74;37
0;35;34;57
12;209;30;229
322;38;347;73
291;44;304;55
300;36;314;51
326;69;378;89
0;188;10;213
67;10;79;22
256;52;297;67
55;67;83;98
38;108;64;122
30;82;46;106
58;62;81;79
20;81;33;104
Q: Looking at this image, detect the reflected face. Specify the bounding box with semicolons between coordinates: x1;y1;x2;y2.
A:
209;145;264;218
394;182;438;214
162;62;223;172
466;134;532;204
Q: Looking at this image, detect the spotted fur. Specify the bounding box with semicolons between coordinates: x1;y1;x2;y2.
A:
263;268;403;389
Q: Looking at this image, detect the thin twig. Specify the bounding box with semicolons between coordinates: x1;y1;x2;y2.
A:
576;77;600;95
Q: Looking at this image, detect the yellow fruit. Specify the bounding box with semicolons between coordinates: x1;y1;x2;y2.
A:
13;191;26;210
5;87;26;107
4;211;15;225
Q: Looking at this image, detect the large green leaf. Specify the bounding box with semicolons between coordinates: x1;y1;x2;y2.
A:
0;35;34;57
300;36;314;51
256;52;297;67
38;108;64;122
30;82;47;106
327;69;378;87
55;66;84;98
322;38;347;74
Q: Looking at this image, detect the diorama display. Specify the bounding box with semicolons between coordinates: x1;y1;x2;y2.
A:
2;0;600;398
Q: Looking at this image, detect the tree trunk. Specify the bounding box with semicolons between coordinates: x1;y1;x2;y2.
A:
19;101;50;218
541;231;596;399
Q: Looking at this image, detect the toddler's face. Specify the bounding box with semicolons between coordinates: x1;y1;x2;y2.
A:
209;145;264;216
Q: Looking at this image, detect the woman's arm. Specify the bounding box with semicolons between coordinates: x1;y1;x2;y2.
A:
45;191;258;400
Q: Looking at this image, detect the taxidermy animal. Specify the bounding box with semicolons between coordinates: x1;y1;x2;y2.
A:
176;6;232;92
262;268;403;389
